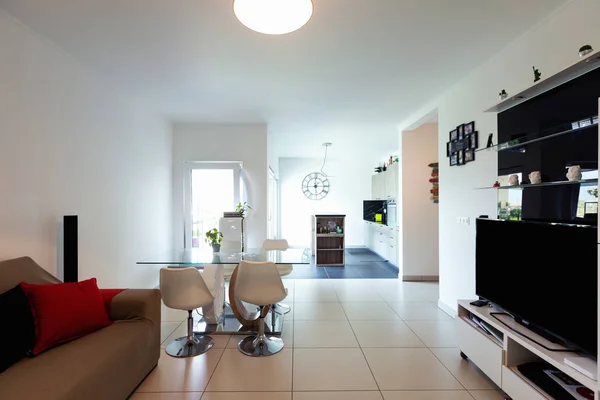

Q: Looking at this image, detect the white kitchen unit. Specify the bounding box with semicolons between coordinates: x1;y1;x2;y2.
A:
364;221;398;267
371;162;399;200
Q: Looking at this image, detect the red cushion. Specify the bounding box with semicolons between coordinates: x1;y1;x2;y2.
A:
99;288;126;316
21;278;112;355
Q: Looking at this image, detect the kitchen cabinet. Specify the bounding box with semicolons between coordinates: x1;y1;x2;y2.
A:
363;221;398;266
371;163;398;200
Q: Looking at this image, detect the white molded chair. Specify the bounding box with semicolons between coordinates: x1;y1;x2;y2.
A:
234;261;287;356
262;239;292;315
160;267;216;357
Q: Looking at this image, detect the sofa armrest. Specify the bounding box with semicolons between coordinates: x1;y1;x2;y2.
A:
109;289;161;326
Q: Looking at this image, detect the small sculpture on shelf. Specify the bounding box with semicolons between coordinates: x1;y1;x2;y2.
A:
509;174;519;186
579;44;594;57
499;89;508;100
566;165;582;182
493;181;501;188
528;171;542;184
533;66;541;82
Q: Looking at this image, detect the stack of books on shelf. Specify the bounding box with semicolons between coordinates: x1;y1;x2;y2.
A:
223;212;242;218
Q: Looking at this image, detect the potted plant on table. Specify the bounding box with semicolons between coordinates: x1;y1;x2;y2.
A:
205;228;223;252
235;202;252;252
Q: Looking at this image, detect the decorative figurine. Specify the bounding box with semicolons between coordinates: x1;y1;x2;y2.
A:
509;175;520;186
499;89;508;100
529;171;542;184
493;181;501;188
567;165;582;182
579;45;594;57
533;66;541;82
486;133;494;148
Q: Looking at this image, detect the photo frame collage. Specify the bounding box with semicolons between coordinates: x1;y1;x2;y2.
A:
447;121;478;166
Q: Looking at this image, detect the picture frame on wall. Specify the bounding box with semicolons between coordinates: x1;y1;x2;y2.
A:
465;121;475;135
457;150;465;165
449;129;458;141
446;142;451;157
450;153;458;166
465;149;475;162
468;131;479;149
457;124;465;140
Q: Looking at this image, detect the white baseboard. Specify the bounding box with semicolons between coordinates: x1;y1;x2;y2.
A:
438;299;457;319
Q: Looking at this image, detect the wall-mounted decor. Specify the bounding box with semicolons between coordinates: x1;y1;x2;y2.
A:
446;121;478;166
579;44;593;57
429;163;439;204
533;66;541;82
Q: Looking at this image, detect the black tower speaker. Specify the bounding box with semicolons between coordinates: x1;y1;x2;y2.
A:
63;215;78;283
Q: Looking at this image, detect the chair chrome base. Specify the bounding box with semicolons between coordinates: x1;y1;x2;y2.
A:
166;334;214;358
238;334;284;357
272;303;291;315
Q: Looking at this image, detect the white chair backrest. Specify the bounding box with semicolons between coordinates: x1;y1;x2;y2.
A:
160;267;215;310
262;239;289;251
234;261;287;306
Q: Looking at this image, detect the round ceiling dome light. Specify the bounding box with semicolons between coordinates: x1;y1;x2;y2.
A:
233;0;314;35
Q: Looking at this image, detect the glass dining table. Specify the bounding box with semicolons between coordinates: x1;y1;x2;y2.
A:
137;248;310;335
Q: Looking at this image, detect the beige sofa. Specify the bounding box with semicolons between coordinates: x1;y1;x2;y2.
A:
0;257;161;400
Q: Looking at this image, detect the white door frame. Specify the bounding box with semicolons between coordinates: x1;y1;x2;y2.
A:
183;161;242;248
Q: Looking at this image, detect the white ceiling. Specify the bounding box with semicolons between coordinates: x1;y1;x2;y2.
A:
0;0;567;141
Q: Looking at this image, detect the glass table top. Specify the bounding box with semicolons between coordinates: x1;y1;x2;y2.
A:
137;248;311;265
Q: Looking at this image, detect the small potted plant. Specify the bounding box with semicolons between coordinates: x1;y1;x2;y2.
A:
579;45;593;57
205;228;223;252
235;202;252;252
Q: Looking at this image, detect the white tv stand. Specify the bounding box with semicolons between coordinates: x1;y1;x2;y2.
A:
457;300;598;399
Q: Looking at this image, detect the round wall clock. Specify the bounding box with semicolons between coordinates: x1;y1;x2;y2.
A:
302;172;330;200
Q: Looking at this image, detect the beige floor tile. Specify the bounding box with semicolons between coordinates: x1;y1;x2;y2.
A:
131;393;202;400
293;348;378;391
341;302;401;321
137;349;224;392
205;349;292;392
227;322;293;349
162;322;230;349
349;320;425;348
334;290;384;302
294;288;339;302
294;280;333;291
294;392;383;400
201;393;291;400
294;320;359;348
381;391;474;400
387;302;453;321
161;322;183;344
362;348;463;390
293;302;348;321
376;290;439;303
405;320;457;347
468;390;505;400
430;348;498;390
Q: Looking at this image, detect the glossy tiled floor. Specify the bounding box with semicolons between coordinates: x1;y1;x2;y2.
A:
283;249;399;279
134;280;504;400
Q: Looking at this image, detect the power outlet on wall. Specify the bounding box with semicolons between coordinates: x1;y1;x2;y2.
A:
456;216;471;226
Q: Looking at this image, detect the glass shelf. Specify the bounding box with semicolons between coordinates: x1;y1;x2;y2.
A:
476;179;598;190
476;116;598;153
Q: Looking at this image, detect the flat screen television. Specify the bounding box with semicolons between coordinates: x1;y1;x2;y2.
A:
476;218;598;357
363;200;386;223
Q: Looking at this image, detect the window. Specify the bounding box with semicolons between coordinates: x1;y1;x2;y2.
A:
183;162;242;248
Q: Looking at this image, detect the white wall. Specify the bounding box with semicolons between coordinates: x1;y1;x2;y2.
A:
0;11;173;288
397;0;600;313
401;123;439;278
172;123;268;249
279;157;372;247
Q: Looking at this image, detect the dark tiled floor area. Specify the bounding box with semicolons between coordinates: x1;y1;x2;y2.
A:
284;248;399;279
